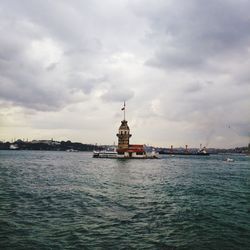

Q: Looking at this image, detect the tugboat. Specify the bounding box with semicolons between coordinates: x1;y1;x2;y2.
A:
93;102;158;159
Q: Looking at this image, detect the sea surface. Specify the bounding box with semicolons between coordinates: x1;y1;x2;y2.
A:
0;150;249;250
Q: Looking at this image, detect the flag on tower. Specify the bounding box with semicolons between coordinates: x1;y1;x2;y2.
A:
121;101;125;110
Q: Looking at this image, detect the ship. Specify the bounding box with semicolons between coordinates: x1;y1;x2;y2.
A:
158;145;210;156
93;102;158;159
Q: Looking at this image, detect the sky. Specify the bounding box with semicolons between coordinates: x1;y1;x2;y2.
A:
0;0;249;148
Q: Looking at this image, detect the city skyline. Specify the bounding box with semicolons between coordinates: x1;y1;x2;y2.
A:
0;0;249;148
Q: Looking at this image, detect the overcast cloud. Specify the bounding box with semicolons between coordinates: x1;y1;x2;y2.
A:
0;0;249;147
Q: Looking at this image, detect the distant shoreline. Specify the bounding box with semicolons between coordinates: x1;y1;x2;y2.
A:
0;140;249;154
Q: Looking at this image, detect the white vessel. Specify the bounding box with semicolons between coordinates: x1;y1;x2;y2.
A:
225;158;234;162
93;149;118;158
9;144;19;150
93;148;157;159
66;149;79;152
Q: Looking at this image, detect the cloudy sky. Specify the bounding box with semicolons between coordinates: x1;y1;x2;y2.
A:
0;0;249;148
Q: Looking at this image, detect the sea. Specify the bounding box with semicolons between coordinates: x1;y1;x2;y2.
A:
0;150;249;250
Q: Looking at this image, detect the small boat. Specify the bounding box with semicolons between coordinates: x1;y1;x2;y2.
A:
9;144;19;150
224;158;234;162
196;147;210;155
66;149;79;152
93;150;118;158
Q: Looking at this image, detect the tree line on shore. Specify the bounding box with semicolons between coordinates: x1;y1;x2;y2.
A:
0;140;103;151
0;139;249;154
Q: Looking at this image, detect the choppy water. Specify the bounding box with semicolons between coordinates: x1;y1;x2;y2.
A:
0;151;249;250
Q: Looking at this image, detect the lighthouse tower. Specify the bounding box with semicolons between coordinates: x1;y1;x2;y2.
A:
117;120;132;151
115;102;148;158
116;102;131;151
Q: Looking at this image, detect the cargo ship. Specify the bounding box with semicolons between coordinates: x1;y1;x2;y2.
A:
158;145;210;156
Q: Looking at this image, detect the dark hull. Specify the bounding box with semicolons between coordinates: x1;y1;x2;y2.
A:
158;151;210;156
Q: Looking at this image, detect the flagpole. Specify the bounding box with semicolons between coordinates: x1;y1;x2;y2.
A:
124;101;126;121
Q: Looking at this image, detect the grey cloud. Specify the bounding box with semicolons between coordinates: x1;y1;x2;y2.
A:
1;0;87;46
146;49;205;70
101;87;134;102
184;82;204;93
0;0;249;147
0;73;67;111
0;36;67;111
46;63;58;71
183;80;214;93
68;74;108;94
148;77;249;127
234;123;250;137
0;0;144;112
139;0;250;70
0;0;108;111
